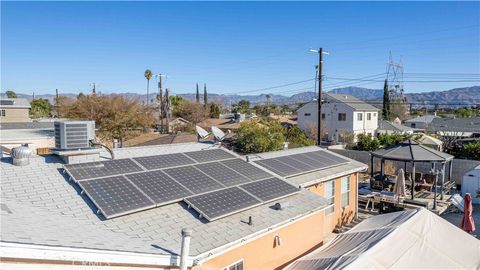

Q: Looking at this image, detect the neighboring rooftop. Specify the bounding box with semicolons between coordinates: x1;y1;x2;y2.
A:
324;93;380;111
427;117;480;133
378;120;414;133
0;121;54;130
405;114;439;124
0;98;31;109
2;142;356;264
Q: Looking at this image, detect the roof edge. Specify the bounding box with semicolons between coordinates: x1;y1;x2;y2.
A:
298;164;368;188
0;242;186;267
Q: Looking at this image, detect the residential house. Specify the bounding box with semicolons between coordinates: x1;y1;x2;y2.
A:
1;142;366;269
376;120;414;135
0;98;31;123
297;93;379;142
404;115;439;130
427;117;480;137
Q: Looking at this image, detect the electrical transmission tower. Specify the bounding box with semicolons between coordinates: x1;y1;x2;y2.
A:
386;53;408;117
386;53;405;102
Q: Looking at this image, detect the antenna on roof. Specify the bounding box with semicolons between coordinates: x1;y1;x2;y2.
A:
195;125;210;141
211;126;226;142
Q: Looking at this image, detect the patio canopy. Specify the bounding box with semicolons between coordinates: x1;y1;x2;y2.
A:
285;208;480;270
370;140;454;201
371;140;453;162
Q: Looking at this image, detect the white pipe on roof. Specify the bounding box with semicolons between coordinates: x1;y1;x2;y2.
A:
179;228;192;270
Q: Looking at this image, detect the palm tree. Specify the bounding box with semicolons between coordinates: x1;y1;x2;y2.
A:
144;69;153;105
266;94;272;106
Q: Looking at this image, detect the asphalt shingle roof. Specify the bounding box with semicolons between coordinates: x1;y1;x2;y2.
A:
0;143;330;260
427;117;480;133
0;98;31;108
324;93;379;111
378;120;414;132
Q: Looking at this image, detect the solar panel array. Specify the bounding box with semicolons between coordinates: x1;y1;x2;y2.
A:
64;148;300;220
254;150;349;177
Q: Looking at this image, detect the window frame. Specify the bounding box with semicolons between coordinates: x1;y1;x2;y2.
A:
223;259;244;270
321;113;325;119
325;180;335;215
341;176;350;208
338;113;346;121
304;113;311;117
367;113;371;120
357;113;363;121
0;109;5;117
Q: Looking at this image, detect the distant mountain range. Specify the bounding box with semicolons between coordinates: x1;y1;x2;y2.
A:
4;86;480;107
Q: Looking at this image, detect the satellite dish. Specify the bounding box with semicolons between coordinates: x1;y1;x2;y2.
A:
195;125;210;140
211;126;226;142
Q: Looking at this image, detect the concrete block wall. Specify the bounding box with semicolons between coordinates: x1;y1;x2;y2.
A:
331;149;480;185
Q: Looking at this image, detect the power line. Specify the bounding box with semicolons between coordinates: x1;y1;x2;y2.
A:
326;76;480;83
223;78;315;95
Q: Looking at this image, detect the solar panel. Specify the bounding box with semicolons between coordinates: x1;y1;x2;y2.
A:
65;159;144;181
289;153;331;168
254;158;302;177
221;159;272;181
306;151;349;166
163;166;225;194
194;162;251;187
184;149;236;163
184;187;261;221
125;170;193;205
133;153;195;170
240;177;299;202
78;176;154;218
275;156;316;171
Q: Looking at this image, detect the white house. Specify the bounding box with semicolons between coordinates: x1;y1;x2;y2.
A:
297;93;379;142
404;115;439;130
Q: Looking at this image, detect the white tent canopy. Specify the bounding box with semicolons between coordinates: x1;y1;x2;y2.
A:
286;208;480;270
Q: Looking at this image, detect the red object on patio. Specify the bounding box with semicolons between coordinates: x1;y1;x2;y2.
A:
460;193;476;233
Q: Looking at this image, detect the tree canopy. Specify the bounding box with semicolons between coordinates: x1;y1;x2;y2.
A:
5;90;17;98
63;94;155;139
30;99;52;118
234;120;313;153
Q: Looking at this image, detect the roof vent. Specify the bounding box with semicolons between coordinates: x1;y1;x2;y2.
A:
11;144;32;166
273;201;289;210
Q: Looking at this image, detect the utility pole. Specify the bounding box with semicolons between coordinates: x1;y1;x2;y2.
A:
310;48;328;145
165;88;170;134
156;74;164;133
92;83;96;95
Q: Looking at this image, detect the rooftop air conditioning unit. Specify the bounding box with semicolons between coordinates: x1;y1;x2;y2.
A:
54;121;95;150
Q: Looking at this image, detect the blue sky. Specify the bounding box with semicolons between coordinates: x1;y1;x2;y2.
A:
2;1;479;96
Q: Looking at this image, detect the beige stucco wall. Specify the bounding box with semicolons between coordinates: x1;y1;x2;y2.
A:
0;108;31;123
195;211;325;270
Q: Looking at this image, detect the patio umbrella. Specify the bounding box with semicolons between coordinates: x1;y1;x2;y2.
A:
393;168;406;198
460;193;476;233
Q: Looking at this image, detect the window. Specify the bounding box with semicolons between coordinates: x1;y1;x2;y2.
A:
367;113;371;120
357;113;363;121
0;109;5;117
321;113;325;119
325;180;335;215
338;113;346;121
341;176;350;207
304;113;311;117
223;260;244;270
411;123;416;128
373;113;377;117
